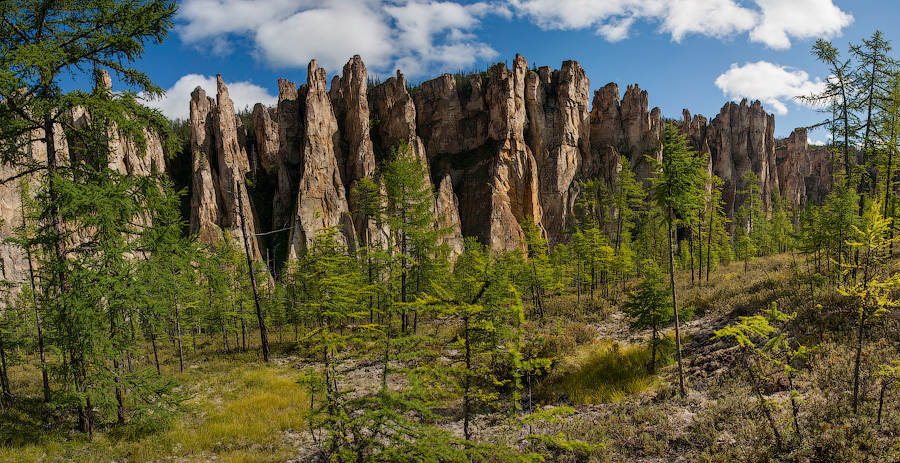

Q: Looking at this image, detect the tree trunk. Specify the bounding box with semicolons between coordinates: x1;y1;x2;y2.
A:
45;112;92;435
22;203;50;402
689;228;695;286
667;211;686;397
149;318;161;375
174;279;184;373
237;183;270;362
463;315;472;441
707;208;713;282
0;334;10;400
852;307;866;414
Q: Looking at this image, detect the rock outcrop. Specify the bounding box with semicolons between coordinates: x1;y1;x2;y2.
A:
776;128;833;209
189;86;224;244
0;125;59;299
525;61;591;244
187;77;264;261
706;99;777;221
286;60;354;259
251;103;278;173
331;55;378;241
177;54;834;270
0;73;167;303
370;70;428;162
418;55;543;251
586;83;663;187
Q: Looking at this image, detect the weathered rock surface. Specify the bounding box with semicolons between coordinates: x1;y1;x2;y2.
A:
370;70;428;162
252;103;278;173
0;125;57;298
418;55;542;251
332;55;376;188
525;61;590;244
186;77;265;261
286;60;354;259
706;99;777;221
189;86;224;244
776;128;833;209
330;55;379;242
177;54;835;269
0;72;166;302
435;174;465;256
587;83;662;186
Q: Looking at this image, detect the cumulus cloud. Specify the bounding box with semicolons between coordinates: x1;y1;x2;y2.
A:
714;61;825;115
141;74;277;121
508;0;851;48
749;0;853;49
178;0;499;76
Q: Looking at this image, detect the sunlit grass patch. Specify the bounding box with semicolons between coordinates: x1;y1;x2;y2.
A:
555;340;665;405
153;362;308;461
0;358;308;463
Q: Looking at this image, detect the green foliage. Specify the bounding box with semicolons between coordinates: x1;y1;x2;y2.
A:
381;142;450;330
650;123;707;397
715;302;815;448
0;0;179;434
519;215;555;318
621;260;692;373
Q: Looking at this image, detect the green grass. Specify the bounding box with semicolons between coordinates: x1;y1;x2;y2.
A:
0;356;308;463
555;340;664;405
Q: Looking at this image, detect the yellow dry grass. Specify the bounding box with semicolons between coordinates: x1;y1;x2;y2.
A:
0;356;308;463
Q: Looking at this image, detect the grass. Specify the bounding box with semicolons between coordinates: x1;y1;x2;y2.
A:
0;354;308;463
554;340;664;405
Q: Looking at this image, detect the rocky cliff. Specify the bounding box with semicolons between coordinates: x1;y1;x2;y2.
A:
182;54;830;267
775;128;833;209
705;99;777;222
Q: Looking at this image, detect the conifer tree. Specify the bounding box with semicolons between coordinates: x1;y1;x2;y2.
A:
381;142;447;332
651;123;707;397
622;260;691;373
839;199;899;413
520;215;553;318
0;0;177;433
801;39;860;180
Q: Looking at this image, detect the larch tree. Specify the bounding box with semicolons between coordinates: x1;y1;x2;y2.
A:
800;39;860;181
650;123;707;397
381;142;447;332
0;0;177;434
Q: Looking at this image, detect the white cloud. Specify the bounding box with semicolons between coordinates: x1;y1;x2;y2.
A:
808;137;827;146
508;0;851;48
661;0;756;42
178;0;499;77
141;74;277;121
714;61;825;115
177;0;303;54
749;0;853;49
255;1;395;71
384;1;499;74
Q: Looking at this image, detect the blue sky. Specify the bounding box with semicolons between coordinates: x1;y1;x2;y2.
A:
122;0;900;140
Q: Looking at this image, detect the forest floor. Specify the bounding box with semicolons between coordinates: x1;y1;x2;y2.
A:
2;253;900;462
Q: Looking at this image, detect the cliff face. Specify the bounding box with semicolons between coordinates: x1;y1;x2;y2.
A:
418;55;542;251
187;77;264;261
286;60;354;259
776;128;833;209
180;54;829;268
525;61;591;244
706;99;777;222
0;125;56;297
586;83;663;187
